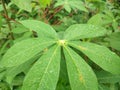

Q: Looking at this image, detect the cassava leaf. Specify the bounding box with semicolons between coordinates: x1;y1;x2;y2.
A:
11;0;32;12
5;55;39;84
55;0;88;13
0;71;5;80
20;20;58;39
96;71;120;84
104;32;120;51
0;15;2;29
64;24;107;40
56;51;70;90
98;84;110;90
0;5;3;11
0;38;55;67
63;46;98;90
12;24;29;34
39;0;52;8
12;75;24;86
88;14;103;26
68;41;120;74
0;82;10;90
22;45;61;90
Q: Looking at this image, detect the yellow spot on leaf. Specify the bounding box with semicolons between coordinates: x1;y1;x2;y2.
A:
79;74;85;84
79;46;87;50
43;48;48;53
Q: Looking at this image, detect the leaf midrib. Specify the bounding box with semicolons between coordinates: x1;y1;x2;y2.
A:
4;41;55;60
68;42;119;67
37;45;60;90
64;46;87;88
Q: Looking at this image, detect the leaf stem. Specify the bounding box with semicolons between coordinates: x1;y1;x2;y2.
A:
48;5;63;21
1;0;14;40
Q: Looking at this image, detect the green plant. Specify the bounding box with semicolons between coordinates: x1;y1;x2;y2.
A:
0;20;120;90
0;0;120;89
55;0;88;13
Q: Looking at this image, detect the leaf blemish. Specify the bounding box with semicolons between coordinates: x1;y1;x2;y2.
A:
79;74;85;84
79;46;87;50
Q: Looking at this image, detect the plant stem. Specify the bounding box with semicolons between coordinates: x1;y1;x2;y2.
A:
1;0;14;40
48;5;63;21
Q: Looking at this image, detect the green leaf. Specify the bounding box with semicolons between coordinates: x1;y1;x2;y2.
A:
0;5;3;11
68;41;120;74
13;31;33;43
64;24;107;40
63;46;98;90
0;15;2;29
0;82;10;90
20;20;58;39
39;0;52;8
112;21;118;31
6;66;25;85
88;14;103;26
56;51;70;90
55;0;88;12
98;84;110;90
64;4;71;13
70;0;88;12
101;11;114;25
12;24;29;34
12;75;24;86
0;38;55;67
22;45;61;90
96;71;120;84
11;0;32;12
0;71;5;80
99;83;119;90
105;32;120;51
5;55;38;84
86;0;102;2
